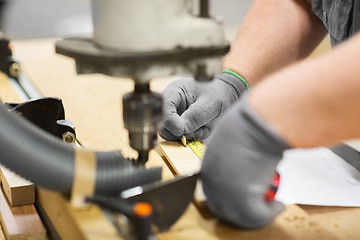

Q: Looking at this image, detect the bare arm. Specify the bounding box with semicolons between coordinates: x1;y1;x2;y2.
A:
224;0;326;85
250;32;360;148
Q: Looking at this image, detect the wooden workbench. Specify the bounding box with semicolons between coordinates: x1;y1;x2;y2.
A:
3;38;360;240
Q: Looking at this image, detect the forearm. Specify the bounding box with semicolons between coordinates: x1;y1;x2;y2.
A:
223;0;326;86
250;32;360;148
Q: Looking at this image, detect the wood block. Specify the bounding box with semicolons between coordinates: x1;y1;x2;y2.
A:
0;186;47;240
159;140;206;205
0;166;35;206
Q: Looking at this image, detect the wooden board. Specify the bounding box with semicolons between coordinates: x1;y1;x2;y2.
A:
0;186;47;240
159;140;206;206
0;166;34;206
159;140;202;174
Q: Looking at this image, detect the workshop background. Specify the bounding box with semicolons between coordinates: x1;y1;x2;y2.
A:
0;0;252;42
0;1;345;240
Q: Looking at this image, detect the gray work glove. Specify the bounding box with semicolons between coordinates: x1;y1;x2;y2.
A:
159;72;248;140
201;92;290;229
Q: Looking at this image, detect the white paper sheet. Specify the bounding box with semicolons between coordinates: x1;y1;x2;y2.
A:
275;147;360;206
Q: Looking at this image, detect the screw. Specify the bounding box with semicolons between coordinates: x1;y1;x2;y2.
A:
9;62;21;78
62;131;76;144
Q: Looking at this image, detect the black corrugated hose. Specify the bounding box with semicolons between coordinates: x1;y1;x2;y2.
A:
0;101;162;195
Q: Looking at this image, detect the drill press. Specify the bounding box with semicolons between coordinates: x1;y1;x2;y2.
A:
56;0;230;164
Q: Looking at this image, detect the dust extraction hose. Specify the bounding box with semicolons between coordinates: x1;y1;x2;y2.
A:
0;102;162;195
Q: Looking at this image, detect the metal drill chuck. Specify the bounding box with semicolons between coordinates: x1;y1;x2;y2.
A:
123;85;163;164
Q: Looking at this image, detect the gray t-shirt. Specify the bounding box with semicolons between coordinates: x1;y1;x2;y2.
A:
312;0;360;46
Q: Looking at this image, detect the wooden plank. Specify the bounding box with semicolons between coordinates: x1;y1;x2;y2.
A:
36;187;122;240
0;185;47;240
0;166;35;206
159;140;201;174
159;140;206;206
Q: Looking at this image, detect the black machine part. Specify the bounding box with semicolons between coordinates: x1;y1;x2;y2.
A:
87;173;198;239
5;97;76;141
121;173;199;232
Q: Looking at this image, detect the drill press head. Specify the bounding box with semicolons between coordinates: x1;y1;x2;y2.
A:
55;0;230;163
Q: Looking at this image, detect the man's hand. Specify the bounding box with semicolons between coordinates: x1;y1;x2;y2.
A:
159;72;248;140
201;93;289;229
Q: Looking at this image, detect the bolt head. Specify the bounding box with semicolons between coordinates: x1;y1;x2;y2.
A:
62;131;76;144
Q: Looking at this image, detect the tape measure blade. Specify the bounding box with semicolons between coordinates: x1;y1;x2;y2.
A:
187;138;205;159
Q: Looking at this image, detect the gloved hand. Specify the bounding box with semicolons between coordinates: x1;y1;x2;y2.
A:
159;72;248;140
201;92;290;229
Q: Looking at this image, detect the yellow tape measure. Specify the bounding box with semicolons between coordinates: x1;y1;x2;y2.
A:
187;138;205;159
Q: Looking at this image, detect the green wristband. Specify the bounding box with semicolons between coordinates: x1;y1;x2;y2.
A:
222;69;250;89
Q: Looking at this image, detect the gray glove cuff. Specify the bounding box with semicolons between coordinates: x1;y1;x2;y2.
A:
215;72;248;99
